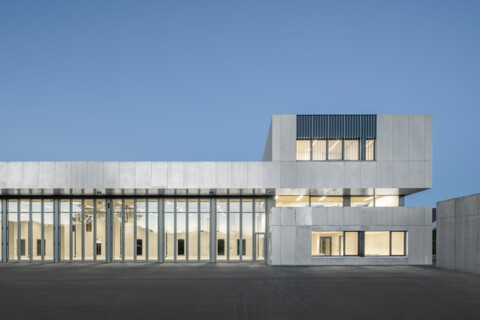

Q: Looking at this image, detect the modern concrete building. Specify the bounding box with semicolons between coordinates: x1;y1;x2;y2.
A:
437;193;480;274
0;114;432;265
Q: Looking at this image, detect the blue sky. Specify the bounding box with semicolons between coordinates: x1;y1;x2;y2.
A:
1;1;479;207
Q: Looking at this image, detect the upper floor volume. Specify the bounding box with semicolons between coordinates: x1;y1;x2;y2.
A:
0;114;431;196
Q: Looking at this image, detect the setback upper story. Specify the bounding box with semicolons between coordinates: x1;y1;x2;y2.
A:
0;114;431;197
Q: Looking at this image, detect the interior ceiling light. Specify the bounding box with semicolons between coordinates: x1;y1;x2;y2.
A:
365;196;374;201
366;140;373;147
275;195;279;200
319;196;326;201
296;195;303;201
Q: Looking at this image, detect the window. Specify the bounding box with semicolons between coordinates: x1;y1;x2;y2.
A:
365;139;375;160
351;196;375;207
313;231;406;257
344;139;360;160
391;232;406;256
328;139;342;160
345;232;358;255
375;196;399;207
96;243;102;255
36;239;44;256
275;195;309;207
310;196;343;208
296;139;311;160
312;231;359;256
364;231;390;256
312;139;327;160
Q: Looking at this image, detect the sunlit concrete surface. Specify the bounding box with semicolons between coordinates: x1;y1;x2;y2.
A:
0;264;478;320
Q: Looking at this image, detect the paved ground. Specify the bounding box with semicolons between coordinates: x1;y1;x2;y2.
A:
0;264;479;320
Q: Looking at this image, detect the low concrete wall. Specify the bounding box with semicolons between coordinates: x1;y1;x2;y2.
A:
437;194;480;274
268;207;432;266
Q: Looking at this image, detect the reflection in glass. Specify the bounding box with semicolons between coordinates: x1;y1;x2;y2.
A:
351;196;374;208
176;201;186;261
60;200;70;261
136;200;146;261
391;232;406;256
311;196;343;208
112;199;123;261
365;231;390;256
229;211;240;261
96;200;106;261
242;202;253;260
275;195;309;207
365;139;375;160
296;139;311;160
216;200;227;261
124;199;135;260
200;199;210;261
148;200;158;261
312;139;327;160
84;199;94;260
375;196;399;207
20;200;30;261
72;200;82;261
44;200;54;261
256;234;265;261
32;200;42;261
8;200;18;261
312;231;344;256
328;139;342;160
188;199;198;261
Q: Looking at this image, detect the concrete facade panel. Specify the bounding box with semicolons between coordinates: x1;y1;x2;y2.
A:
23;162;39;188
87;162;104;189
361;162;376;188
167;162;184;188
71;162;87;188
54;162;71;187
376;114;393;161
136;162;152;188
328;162;344;188
344;162;361;188
344;208;365;226
7;162;23;188
231;162;248;188
119;162;136;188
280;162;296;188
393;161;409;187
376;207;393;226
247;162;263;188
183;162;200;189
281;115;296;161
392;115;409;161
104;162;120;188
295;226;312;265
408;115;425;161
408;161;425;188
151;162;168;188
280;226;296;265
214;162;231;188
376;161;393;188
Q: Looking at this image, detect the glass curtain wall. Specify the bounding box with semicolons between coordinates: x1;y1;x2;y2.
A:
2;197;265;263
148;200;159;261
60;199;106;262
7;199;54;262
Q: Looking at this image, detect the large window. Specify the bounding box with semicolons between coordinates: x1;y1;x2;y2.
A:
296;139;311;160
296;138;375;161
312;231;359;256
310;196;343;208
364;231;407;256
312;231;406;257
275;195;309;207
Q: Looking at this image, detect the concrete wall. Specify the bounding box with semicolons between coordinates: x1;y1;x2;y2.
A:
0;160;431;194
437;194;480;274
268;206;432;266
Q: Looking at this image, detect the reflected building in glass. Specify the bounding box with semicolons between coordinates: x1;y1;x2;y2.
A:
0;114;432;265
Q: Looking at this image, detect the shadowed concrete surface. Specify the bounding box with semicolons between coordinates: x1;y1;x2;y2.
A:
0;264;479;320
